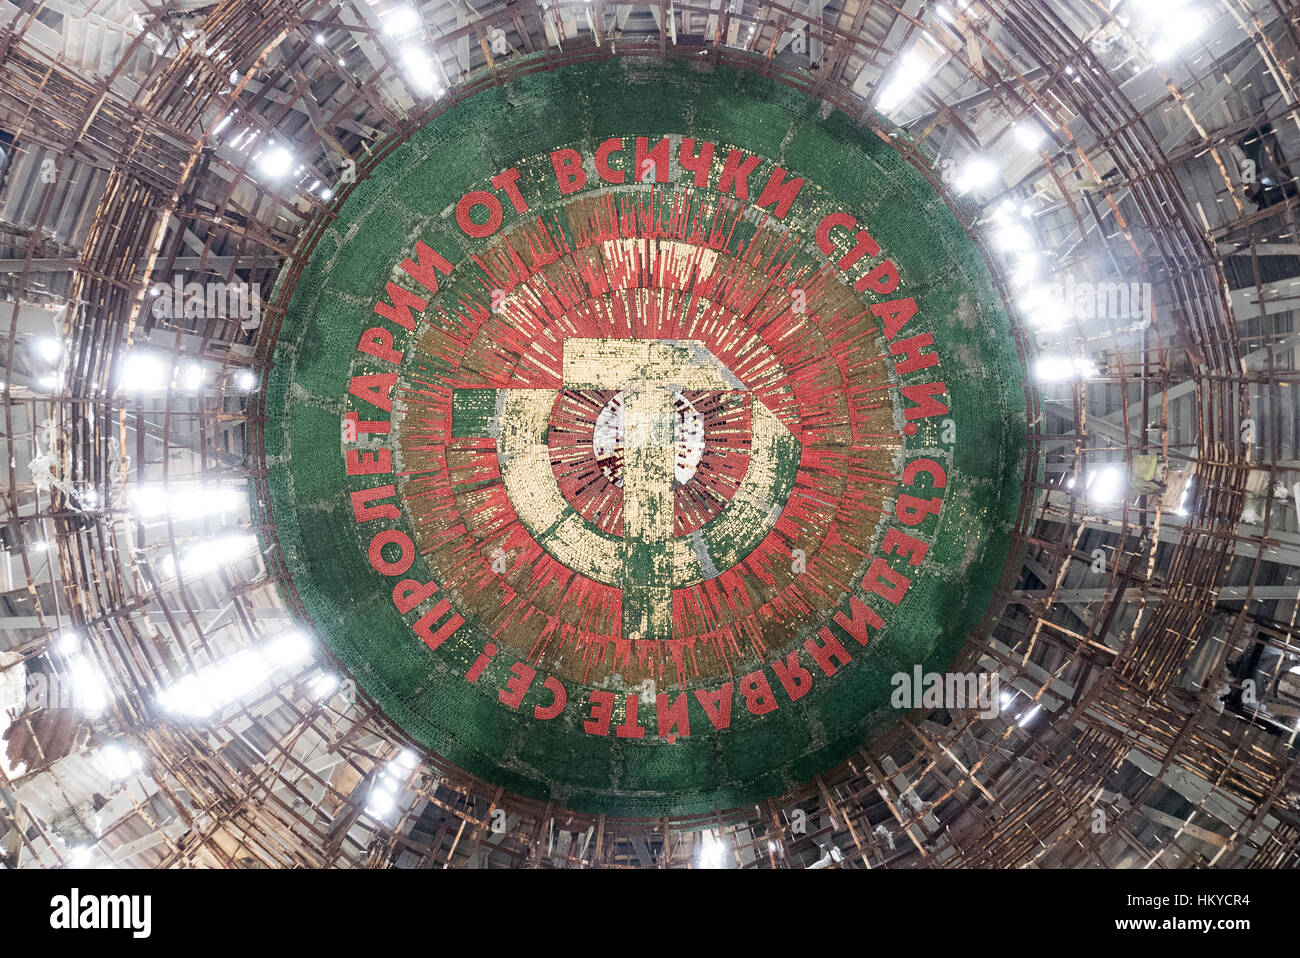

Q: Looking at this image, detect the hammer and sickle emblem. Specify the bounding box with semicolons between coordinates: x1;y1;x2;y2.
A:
455;338;799;641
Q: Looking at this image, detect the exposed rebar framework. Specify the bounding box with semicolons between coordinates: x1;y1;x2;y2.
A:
1;0;1298;868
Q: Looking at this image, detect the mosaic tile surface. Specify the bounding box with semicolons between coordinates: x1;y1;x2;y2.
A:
261;59;1030;815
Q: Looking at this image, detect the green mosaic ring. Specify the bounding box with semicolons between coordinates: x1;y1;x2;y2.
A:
260;58;1030;816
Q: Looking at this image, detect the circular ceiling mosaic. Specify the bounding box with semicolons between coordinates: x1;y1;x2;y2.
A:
260;59;1030;816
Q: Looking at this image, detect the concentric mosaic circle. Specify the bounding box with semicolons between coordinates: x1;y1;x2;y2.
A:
261;59;1029;815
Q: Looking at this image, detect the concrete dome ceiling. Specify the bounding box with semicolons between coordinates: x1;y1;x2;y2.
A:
0;0;1297;869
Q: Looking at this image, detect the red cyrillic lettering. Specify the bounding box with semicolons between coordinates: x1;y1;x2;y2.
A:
755;166;805;218
882;528;929;566
890;333;940;375
373;282;427;331
718;149;761;199
772;651;813;701
584;690;615;735
490;167;529;214
400;241;453;296
346;448;392;475
595;137;625;184
466;642;498;683
358;326;404;365
739;670;778;715
534;676;567;720
344;411;389;436
393;577;439;614
837;230;882;271
901;381;949;421
832;595;883;647
694;684;734;730
351;484;399;522
634;136;670;183
551;149;587;194
413;602;460;651
872;297;918;339
368;528;414;575
499;662;537;709
855;259;899;295
816;212;857;257
456;190;503;238
903;458;948;489
350;372;397;413
863;558;910;604
896;493;943;526
657;692;691;739
678;139;715;188
805;628;852;677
